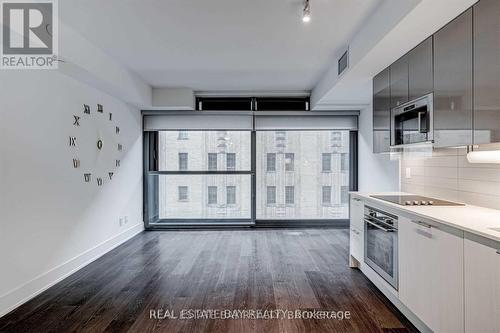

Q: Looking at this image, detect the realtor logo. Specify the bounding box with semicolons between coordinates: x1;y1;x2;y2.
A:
1;0;58;69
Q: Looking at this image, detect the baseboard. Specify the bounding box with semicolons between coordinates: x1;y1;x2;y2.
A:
0;223;144;318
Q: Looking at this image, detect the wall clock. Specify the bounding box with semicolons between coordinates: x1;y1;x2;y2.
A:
69;104;123;187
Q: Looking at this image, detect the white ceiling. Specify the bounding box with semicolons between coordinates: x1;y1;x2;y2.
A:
60;0;381;91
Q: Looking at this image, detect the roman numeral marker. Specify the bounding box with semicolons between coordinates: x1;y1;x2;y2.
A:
116;160;121;167
108;172;114;180
73;115;80;126
117;143;122;151
83;104;90;114
73;159;80;168
84;173;91;182
97;178;103;186
97;104;103;113
69;136;77;146
109;113;112;121
116;126;120;135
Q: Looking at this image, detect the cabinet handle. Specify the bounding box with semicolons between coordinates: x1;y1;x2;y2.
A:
415;220;432;229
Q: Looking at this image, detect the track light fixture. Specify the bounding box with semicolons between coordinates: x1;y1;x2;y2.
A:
303;0;311;23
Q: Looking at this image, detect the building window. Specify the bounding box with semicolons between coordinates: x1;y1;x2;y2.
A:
341;153;349;172
322;186;332;205
178;186;188;201
208;153;218;171
226;186;236;205
177;131;188;140
322;153;331;172
226;153;236;171
179;153;188;171
267;153;276;172
341;185;349;204
267;186;276;205
208;186;217;205
285;186;295;205
285;153;294;172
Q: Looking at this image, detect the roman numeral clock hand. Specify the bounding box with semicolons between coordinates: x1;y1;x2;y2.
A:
69;103;123;187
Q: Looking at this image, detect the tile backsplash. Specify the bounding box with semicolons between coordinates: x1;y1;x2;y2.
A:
400;148;500;210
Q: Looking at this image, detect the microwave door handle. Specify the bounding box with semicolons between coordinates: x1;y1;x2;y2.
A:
418;111;427;133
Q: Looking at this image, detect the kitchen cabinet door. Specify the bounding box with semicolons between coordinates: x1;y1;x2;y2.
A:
373;67;391;153
474;0;500;144
349;197;364;263
390;55;409;109
433;9;473;148
465;236;500;333
408;37;433;101
399;216;464;332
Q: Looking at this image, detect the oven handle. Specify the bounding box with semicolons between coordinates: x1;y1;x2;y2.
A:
364;219;396;232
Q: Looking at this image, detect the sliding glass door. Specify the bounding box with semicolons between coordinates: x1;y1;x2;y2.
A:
143;111;357;228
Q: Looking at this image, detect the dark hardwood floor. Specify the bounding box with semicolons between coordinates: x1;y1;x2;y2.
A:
0;229;417;333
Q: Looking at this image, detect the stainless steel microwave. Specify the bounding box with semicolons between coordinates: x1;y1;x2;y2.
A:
391;93;434;146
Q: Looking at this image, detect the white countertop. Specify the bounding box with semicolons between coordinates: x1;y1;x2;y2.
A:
351;192;500;243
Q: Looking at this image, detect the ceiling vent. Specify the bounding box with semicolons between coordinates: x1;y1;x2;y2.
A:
338;49;349;76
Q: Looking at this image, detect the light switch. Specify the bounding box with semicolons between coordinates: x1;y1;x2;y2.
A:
405;167;412;179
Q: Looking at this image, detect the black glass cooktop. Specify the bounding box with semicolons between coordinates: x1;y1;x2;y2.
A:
371;195;464;206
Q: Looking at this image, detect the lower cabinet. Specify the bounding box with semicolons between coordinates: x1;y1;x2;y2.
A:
349;197;364;262
399;216;464;332
464;237;500;333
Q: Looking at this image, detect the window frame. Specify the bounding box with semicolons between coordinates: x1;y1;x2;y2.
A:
207;186;218;205
266;186;276;206
208;153;218;171
178;152;188;171
143;122;358;229
178;186;189;202
285;186;295;205
226;153;236;171
322;153;332;173
226;185;236;205
284;153;294;172
266;153;276;172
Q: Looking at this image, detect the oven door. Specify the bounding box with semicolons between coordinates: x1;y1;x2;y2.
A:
364;218;399;290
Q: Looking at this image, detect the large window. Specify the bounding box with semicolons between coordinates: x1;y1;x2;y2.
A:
256;131;350;220
143;113;357;227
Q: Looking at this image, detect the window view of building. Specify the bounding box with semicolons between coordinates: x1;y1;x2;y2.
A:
257;131;350;219
178;186;189;201
208;186;218;204
157;130;349;220
267;153;276;172
208;153;218;171
226;153;236;171
178;153;188;171
157;131;251;219
227;186;236;205
177;130;189;140
267;186;276;205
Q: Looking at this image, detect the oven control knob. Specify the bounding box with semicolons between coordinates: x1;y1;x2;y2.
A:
405;201;412;205
414;201;420;205
428;201;434;205
421;201;428;205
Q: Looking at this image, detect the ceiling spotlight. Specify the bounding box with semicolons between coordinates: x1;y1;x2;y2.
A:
303;0;311;23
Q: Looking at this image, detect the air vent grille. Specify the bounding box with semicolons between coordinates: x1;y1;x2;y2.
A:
338;49;349;76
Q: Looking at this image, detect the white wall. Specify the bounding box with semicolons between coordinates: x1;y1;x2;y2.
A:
401;148;500;210
358;103;399;192
0;69;144;317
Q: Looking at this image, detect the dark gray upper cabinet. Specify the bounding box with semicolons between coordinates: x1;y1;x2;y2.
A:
373;67;391;153
433;9;473;148
390;55;409;109
474;0;500;144
408;37;433;101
